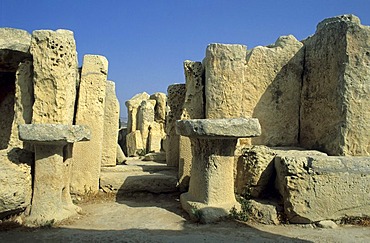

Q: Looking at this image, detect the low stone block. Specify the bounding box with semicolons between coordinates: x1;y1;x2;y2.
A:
275;155;370;223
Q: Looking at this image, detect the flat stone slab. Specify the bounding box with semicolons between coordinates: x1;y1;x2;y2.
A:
176;118;261;139
19;124;90;145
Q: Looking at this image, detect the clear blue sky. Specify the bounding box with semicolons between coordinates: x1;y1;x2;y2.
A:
1;0;369;118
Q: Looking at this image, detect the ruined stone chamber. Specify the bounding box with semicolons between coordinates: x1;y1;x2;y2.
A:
19;124;90;225
176;118;261;223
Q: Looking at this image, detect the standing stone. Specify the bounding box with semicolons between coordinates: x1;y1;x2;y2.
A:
8;60;33;149
30;29;78;124
126;130;144;156
178;60;205;191
147;122;164;152
101;81;120;167
125;92;150;133
166;84;186;167
204;44;247;119
244;35;304;146
150;92;167;124
71;55;108;195
137;99;156;151
300;14;370;156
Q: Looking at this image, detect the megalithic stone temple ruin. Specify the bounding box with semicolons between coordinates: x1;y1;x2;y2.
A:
0;14;369;226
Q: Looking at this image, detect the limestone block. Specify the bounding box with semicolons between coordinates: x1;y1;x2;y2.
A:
147;122;164;153
300;14;370;155
8;60;34;149
0;28;31;72
101;81;120;167
275;155;370;223
204;44;247;119
137;99;156;150
176;118;261;139
125;92;150;133
166;84;186;167
30;29;78;124
249;199;280;225
179;60;205;191
126;130;144;156
150;92;167;124
118;127;128;155
71;55;108;195
0;153;32;218
143;152;166;162
18;124;90;145
236;146;327;197
244;35;304;146
116;144;127;164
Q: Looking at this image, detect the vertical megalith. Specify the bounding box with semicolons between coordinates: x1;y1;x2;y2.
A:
244;35;304;146
166;84;186;167
300;14;370;155
179;60;205;190
101;80;120;167
71;55;108;195
204;43;247;119
30;29;78;124
125;92;150;134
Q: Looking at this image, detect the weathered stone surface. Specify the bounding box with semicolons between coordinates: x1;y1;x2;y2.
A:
150;92;167;124
0;152;32;218
137;99;156;151
236;146;327;197
166;84;186;167
125;92;150;133
176;118;261;139
0;28;31;72
18;124;90;145
71;55;108;195
143;152;166;162
204;44;247;119
300;14;370;156
179;60;205;191
316;220;338;229
275;155;370;223
249;199;280;225
101;81;120;167
244;35;304;146
126;130;144;156
116;144;127;164
8;60;34;149
30;29;78;124
147;122;164;153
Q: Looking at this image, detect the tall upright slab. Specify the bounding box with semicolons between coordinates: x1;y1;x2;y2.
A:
71;55;108;194
30;29;78;124
300;15;370;155
166;84;186;167
204;44;247;119
101;80;120;167
125;92;150;133
179;60;205;190
244;35;304;146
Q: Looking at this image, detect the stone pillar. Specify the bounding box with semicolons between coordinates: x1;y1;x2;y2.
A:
166;84;186;167
204;44;247;119
137;99;156;152
19;124;90;226
300;14;370;156
178;60;205;191
150;92;167;124
176;118;261;223
71;55;108;195
244;35;304;146
30;29;78;124
125;92;150;133
101;80;120;167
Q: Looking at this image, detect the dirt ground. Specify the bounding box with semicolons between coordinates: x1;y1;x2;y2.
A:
1;193;369;243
